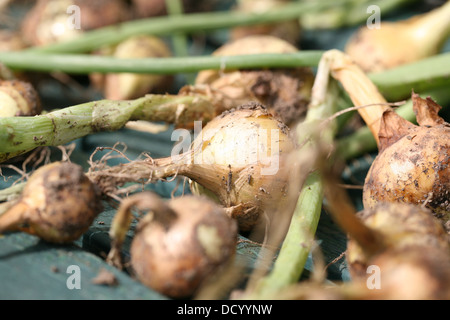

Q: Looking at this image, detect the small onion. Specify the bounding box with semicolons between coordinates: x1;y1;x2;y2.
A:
0;80;42;117
90;35;173;100
363;93;449;230
21;0;130;46
107;192;237;298
0;162;103;243
345;2;450;72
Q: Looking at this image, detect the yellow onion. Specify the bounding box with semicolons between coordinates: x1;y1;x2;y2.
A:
363;93;449;229
89;102;294;233
194;35;314;126
0;162;103;243
21;0;130;46
0;80;42;117
90;35;173;100
107;192;237;298
345;2;450;72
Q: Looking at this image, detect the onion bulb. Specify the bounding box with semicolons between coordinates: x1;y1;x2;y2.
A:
89;102;294;233
21;0;130;46
90;35;173;100
363;93;449;230
0;161;103;243
194;35;314;126
345;2;450;72
0;80;42;117
107;192;237;298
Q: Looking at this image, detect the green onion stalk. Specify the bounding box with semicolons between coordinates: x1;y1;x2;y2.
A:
243;51;340;299
0;93;218;163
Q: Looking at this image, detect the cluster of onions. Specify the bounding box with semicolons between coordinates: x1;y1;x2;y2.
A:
0;79;42;117
107;191;237;298
193;35;314;126
88;102;295;235
21;0;130;46
0;161;103;243
230;0;301;46
90;35;173;100
345;1;450;72
298;49;450;299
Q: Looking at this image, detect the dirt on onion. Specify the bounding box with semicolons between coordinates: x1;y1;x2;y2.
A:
363;93;450;231
0;79;42;117
0;161;103;243
107;191;238;298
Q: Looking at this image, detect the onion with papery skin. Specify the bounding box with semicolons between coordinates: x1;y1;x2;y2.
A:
90;35;173;100
345;2;450;72
21;0;130;46
0;162;103;243
88;102;294;233
363;93;449;230
107;192;237;298
194;35;314;126
0;80;42;117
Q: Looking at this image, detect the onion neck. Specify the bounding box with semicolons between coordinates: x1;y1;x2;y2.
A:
107;191;178;268
326;50;388;147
